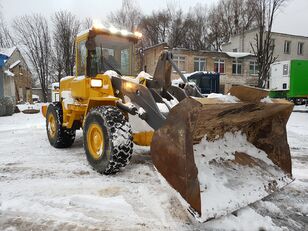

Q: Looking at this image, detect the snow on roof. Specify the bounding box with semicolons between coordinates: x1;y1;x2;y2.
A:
0;47;17;57
225;52;254;58
78;25;141;40
4;70;14;77
184;71;218;78
9;60;21;69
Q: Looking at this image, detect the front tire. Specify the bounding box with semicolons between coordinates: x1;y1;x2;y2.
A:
83;106;133;174
46;102;76;148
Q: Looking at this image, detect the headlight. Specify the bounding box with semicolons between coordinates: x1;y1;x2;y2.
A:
90;79;103;88
134;31;142;38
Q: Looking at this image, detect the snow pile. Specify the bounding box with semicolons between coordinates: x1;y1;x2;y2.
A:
261;96;273;103
195;132;274;165
293;105;308;112
104;70;118;78
60;76;74;82
121;71;152;84
16;103;41;112
207;93;240;103
193;131;292;222
162;97;179;109
138;107;146;116
61;90;75;109
172;78;184;86
0;111;307;230
121;76;139;84
156;103;169;113
136;71;153;80
206;207;284;231
75;75;85;81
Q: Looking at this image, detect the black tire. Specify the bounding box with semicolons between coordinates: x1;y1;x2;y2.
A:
0;97;14;116
0;98;6;116
83;106;133;174
46;102;75;148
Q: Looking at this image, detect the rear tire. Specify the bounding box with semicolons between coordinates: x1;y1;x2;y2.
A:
46;102;75;148
83;106;133;174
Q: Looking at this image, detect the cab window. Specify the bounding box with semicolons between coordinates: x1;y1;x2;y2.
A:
87;34;134;76
77;41;87;76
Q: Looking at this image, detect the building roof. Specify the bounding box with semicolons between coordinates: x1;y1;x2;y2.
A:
143;42;256;58
0;47;17;57
223;28;308;47
144;42;168;51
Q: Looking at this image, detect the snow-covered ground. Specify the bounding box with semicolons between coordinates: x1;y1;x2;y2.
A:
0;107;307;231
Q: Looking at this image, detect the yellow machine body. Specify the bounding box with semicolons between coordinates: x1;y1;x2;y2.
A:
45;28;140;131
59;74;118;129
43;25;294;223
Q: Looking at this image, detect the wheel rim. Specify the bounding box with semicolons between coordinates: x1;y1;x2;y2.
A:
48;114;57;138
87;123;104;160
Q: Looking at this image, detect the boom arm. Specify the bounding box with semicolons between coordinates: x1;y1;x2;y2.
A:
112;50;203;130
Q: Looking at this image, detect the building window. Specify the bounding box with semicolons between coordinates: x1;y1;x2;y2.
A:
194;57;205;72
298;42;304;55
214;59;225;73
173;56;186;72
233;48;238;52
249;61;258;75
232;59;242;75
284;41;291;54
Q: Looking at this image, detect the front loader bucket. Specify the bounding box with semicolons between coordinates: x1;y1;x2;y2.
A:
151;87;293;222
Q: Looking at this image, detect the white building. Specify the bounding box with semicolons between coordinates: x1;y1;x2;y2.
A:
222;28;308;62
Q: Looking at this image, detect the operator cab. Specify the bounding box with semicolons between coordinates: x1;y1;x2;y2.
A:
75;26;141;78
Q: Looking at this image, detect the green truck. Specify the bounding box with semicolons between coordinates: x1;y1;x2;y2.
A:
269;60;308;104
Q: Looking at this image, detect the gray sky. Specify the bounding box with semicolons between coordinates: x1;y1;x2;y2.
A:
1;0;307;36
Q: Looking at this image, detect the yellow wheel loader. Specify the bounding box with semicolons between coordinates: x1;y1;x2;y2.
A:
43;25;294;221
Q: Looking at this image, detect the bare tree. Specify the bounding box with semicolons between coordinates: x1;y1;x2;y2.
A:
207;0;257;51
52;11;80;81
0;3;14;47
168;8;193;48
207;6;227;51
13;14;52;102
184;4;209;50
139;10;171;46
0;19;14;47
107;0;141;31
250;0;286;88
82;17;93;30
